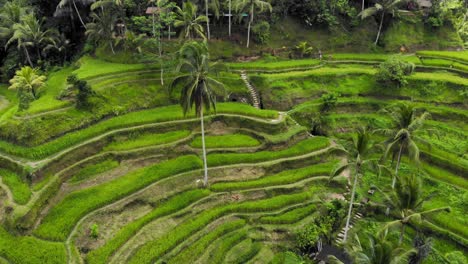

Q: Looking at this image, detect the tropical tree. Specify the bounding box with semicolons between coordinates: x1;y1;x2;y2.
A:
9;66;46;110
7;14;56;67
377;174;450;244
43;32;70;64
85;10;117;53
330;126;381;243
359;0;408;45
174;2;208;40
0;0;30;43
346;229;416;264
169;41;226;187
55;0;95;29
380;102;430;188
233;0;272;48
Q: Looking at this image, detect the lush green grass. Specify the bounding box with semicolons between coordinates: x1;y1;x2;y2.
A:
190;134;260;149
258;203;316;224
326;53;391;61
228;58;321;70
207;137;330;167
417;51;468;64
0;103;278;159
208;230;248;263
34;155;202;241
210;161;334;192
409;72;468;86
87;189;210;264
0;169;31;204
423;162;467;189
128;189;317;263
167;219;246;264
74;56;156;80
104;130;191;151
228;240;262;264
69;159;120;183
0;227;67;264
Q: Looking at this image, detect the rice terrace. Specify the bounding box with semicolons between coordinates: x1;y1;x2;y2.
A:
0;0;467;263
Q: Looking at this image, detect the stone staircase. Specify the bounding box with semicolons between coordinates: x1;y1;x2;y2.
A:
240;70;260;109
335;212;363;244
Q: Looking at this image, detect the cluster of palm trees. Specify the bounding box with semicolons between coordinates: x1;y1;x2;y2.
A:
330;103;450;262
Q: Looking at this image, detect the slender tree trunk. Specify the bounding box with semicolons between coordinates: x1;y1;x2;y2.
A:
109;41;115;54
23;46;34;67
399;224;406;244
362;0;365;12
159;22;164;85
228;0;232;36
36;47;42;61
200;108;209;186
374;11;385;45
343;171;359;242
168;25;171;40
393;143;403;188
152;12;155;38
247;4;254;48
72;0;87;29
205;0;210;40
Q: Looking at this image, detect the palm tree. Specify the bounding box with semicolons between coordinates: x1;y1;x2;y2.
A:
359;0;408;45
378;174;450;244
55;0;95;29
43;33;70;64
174;2;208;40
227;0;232;36
330;127;381;243
8;66;46;99
381;102;430;188
85;10;117;54
169;41;226;187
0;0;30;43
7;14;55;67
233;0;271;48
346;229;416;264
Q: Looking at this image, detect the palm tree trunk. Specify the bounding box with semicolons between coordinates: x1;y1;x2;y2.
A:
205;0;210;40
374;11;385;45
228;0;232;36
246;4;254;48
393;143;403;188
168;25;171;40
343;172;359;242
200;108;209;187
362;0;365;12
109;41;115;54
72;0;87;29
23;46;34;67
159;25;164;85
399;224;406;245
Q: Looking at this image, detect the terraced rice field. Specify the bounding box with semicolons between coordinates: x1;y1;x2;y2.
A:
0;51;466;263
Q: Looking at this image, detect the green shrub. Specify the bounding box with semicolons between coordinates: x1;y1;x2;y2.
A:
0;169;31;205
90;224;99;239
104;130;191;151
375;55;415;88
168;219;246;264
69;159;119;183
34;155;202;241
207;137;330;167
190;134;260;149
252;20;270;44
87;189;210;264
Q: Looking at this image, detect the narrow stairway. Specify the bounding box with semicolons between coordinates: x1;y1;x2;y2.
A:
240;70;260;109
335;212;363;244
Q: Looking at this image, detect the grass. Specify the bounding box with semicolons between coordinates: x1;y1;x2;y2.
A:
190;134;261;149
86;189;210;264
167;219;246;264
228;58;321;70
0;169;31;204
423;162;467;189
0;226;67;264
69;159;120;183
416;50;468;64
0;103;278;159
207;136;330;167
34;155;202;241
104;130;191;151
128;189;317;263
74;56;156;80
210;161;335;192
258;203;316;224
209;230;248;264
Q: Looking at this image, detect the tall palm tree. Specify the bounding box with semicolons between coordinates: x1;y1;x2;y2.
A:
85;10;117;53
169;41;226;187
174;2;208;40
330;127;381;243
7;14;55;67
9;66;46;99
381;102;430;188
346;229;416;264
378;174;450;244
0;0;30;43
233;0;272;48
359;0;408;45
55;0;95;29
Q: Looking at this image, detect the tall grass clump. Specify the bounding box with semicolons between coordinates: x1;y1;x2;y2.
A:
34;155;202;241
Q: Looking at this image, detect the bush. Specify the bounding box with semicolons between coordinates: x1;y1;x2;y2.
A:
252;20;270;44
90;224;99;239
375;55;415;88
